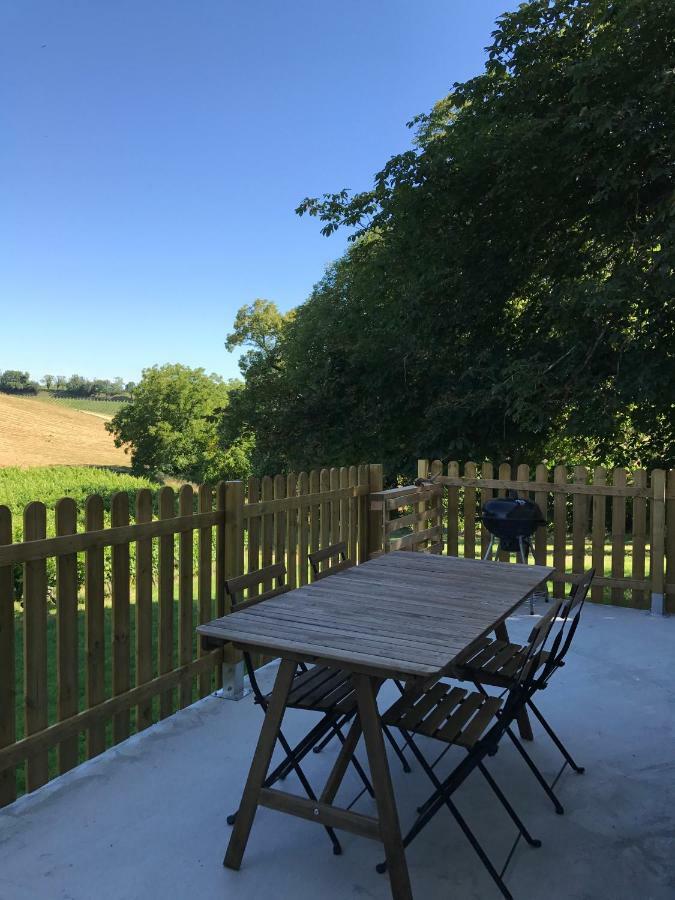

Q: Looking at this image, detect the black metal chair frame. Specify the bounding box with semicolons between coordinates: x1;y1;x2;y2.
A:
376;601;563;900
453;568;595;815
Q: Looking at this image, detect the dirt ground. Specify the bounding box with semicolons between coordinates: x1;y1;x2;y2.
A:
0;393;130;468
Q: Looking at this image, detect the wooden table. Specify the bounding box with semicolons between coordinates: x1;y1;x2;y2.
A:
198;552;553;900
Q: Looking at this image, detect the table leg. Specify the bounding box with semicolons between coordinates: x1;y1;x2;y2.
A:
224;658;296;870
495;621;534;742
353;675;413;900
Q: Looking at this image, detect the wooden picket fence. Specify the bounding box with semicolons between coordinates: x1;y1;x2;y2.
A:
0;464;380;809
412;460;675;614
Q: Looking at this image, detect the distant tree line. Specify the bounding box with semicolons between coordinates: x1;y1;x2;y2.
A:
0;370;136;399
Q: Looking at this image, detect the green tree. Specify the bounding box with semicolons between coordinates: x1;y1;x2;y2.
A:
107;364;250;482
226;0;674;474
0;370;36;394
42;374;54;390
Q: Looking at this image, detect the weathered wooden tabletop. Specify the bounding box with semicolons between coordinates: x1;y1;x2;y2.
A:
197;552;554;679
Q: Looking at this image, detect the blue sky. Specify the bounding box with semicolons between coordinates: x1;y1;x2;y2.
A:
2;0;517;383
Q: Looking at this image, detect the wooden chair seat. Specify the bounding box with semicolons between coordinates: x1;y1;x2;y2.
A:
265;665;357;715
382;682;503;750
454;637;550;687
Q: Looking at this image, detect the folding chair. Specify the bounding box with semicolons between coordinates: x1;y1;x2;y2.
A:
308;540;354;580
376;601;563;900
452;568;594;813
204;563;374;856
307;543;412;774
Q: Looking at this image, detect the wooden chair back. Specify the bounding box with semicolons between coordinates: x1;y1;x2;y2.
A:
308;541;355;581
224;563;289;611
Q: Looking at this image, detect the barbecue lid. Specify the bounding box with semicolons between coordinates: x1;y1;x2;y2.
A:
481;496;544;523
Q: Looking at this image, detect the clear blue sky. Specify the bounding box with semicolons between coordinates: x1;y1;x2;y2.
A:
2;0;517;384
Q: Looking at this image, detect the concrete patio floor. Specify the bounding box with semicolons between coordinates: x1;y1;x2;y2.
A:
1;602;673;900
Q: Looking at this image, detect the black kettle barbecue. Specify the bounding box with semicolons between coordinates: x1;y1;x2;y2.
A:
480;491;546;613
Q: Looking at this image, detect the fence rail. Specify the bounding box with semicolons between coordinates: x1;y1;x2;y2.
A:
0;465;379;809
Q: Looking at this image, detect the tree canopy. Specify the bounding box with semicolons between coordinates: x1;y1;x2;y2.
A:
223;0;674;476
107;364;250;482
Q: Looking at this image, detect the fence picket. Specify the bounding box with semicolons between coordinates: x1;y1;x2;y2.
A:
198;485;213;698
55;498;78;773
357;465;369;562
0;506;15;807
24;502;49;789
287;473;298;589
553;466;567;597
330;468;340;550
348;466;358;564
339;467;349;551
611;468;627;605
430;460;444;555
261;476;274;589
667;470;675;613
572;466;589;577
463;462;477;558
179;485;194;709
135;489;154;731
247;477;260;588
534;464;548;567
651;469;666;616
158;487;175;719
631;470;647;608
480;462;493;557
273;475;286;578
85;495;106;758
591;467;607;603
498;463;511;561
320;469;330;569
447;461;459;557
309;470;321;573
297;472;309;585
111;493;131;742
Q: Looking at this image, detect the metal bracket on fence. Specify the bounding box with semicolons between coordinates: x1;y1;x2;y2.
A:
649;592;667;617
215;660;251;701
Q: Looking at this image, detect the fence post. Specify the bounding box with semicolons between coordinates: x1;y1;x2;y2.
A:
0;506;15;808
650;469;666;616
667;470;675;614
220;480;248;699
367;464;384;559
417;459;429;553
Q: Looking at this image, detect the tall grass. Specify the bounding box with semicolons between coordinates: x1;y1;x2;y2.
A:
0;466;160;599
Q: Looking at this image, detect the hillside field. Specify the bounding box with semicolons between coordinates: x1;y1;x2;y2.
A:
0;392;129;468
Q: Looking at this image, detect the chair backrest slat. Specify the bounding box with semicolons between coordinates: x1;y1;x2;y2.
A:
225;562;286;597
308;541;354;580
224;563;287;610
